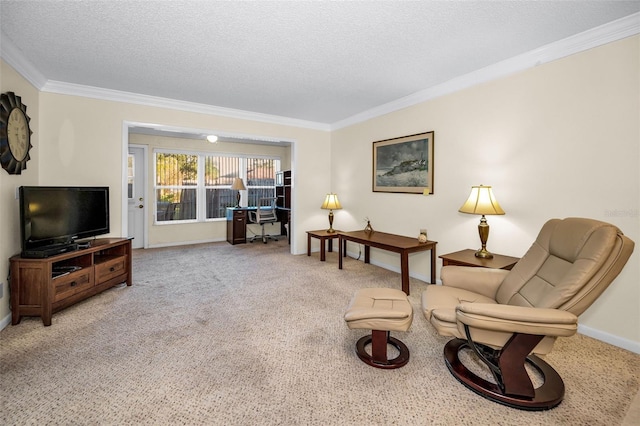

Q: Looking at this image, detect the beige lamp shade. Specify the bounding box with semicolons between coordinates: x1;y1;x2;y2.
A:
321;193;342;210
231;178;246;207
231;178;246;191
459;185;504;259
321;193;341;233
459;185;505;215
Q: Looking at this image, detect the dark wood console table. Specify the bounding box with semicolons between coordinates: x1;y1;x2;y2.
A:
338;230;437;295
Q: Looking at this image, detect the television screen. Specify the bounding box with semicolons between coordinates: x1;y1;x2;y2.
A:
19;186;110;253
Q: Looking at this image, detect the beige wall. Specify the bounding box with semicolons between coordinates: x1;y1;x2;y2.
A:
331;36;640;347
129;133;290;247
0;62;39;324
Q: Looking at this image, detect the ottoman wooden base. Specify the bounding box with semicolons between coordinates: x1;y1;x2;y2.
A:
356;330;410;369
344;288;413;370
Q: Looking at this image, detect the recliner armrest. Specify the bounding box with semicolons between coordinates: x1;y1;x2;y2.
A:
441;266;509;300
456;303;578;337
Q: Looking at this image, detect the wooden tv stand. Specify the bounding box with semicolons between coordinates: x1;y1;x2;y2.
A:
9;238;132;326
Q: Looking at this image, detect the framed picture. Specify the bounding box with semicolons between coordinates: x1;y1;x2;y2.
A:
372;131;434;194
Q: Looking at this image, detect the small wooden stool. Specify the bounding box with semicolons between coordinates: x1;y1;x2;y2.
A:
344;288;413;369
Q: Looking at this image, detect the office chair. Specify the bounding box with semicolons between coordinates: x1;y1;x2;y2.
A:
248;197;279;244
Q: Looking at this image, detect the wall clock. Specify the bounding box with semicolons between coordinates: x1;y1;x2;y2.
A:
0;91;33;175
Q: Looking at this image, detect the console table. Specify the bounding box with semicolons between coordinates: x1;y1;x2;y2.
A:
9;238;132;326
338;230;437;295
440;249;519;270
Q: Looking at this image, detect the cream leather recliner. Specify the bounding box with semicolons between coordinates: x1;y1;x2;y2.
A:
422;217;634;410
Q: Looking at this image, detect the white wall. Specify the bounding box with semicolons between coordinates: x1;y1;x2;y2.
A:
0;62;39;326
331;36;640;349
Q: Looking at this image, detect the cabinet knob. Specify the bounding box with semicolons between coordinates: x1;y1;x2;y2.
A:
70;281;77;287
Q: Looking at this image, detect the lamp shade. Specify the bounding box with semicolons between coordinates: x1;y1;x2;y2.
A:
321;193;342;210
459;185;505;215
231;178;246;191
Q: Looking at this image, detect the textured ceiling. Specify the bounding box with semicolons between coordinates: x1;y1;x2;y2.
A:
1;1;639;126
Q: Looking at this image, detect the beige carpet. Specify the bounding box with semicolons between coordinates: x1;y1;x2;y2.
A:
1;239;639;425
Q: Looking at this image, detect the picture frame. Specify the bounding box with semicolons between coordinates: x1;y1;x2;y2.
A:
372;131;434;194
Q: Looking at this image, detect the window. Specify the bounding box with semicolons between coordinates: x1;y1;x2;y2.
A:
246;157;278;206
155;150;280;223
155;153;198;221
127;154;135;199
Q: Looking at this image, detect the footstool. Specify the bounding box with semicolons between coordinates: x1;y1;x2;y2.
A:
344;288;413;369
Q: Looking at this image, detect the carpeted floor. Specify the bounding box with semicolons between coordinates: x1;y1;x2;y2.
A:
1;239;639;425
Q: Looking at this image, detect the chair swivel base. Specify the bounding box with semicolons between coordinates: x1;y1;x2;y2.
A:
444;338;565;411
249;234;278;244
355;329;410;369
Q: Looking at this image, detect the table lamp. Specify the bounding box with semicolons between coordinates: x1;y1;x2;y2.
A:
459;185;505;259
231;178;246;208
321;193;342;233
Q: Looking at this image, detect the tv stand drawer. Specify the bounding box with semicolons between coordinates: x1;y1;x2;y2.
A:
95;256;126;284
53;270;93;302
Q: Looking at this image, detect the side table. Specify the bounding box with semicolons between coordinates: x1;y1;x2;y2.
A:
440;249;519;270
307;229;341;261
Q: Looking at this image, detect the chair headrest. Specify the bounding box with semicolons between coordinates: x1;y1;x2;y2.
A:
548;217;620;263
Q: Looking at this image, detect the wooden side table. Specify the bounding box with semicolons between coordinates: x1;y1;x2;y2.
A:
440;249;519;270
307;229;341;261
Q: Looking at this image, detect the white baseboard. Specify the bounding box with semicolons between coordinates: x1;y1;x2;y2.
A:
578;324;640;354
146;238;225;249
0;313;11;331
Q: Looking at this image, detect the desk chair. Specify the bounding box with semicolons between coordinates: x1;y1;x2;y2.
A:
248;197;279;244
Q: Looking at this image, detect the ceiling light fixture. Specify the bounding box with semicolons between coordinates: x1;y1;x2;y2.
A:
206;135;218;143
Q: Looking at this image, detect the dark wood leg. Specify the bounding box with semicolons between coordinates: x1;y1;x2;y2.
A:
339;237;343;269
430;247;436;283
364;245;370;264
328;239;333;253
307;233;311;256
320;238;326;261
400;251;410;295
371;330;389;363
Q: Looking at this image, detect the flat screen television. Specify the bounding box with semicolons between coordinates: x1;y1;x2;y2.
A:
19;186;110;256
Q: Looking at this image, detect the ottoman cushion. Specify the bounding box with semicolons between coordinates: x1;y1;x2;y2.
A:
344;288;413;332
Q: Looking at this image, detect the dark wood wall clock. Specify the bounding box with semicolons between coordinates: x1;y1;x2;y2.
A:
0;91;33;175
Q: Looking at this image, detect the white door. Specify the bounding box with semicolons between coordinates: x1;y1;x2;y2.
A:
127;146;146;248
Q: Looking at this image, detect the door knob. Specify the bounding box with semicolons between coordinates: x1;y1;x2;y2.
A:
138;204;143;209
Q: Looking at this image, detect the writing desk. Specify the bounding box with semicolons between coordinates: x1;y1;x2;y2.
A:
338;230;437;295
226;207;290;244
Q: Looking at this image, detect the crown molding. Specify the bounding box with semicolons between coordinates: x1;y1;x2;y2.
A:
40;80;331;132
0;31;47;89
330;12;640;130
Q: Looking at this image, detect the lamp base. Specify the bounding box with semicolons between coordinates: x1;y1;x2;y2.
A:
327;210;336;233
475;248;494;259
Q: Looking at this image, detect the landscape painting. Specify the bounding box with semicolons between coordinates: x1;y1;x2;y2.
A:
372;131;434;194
